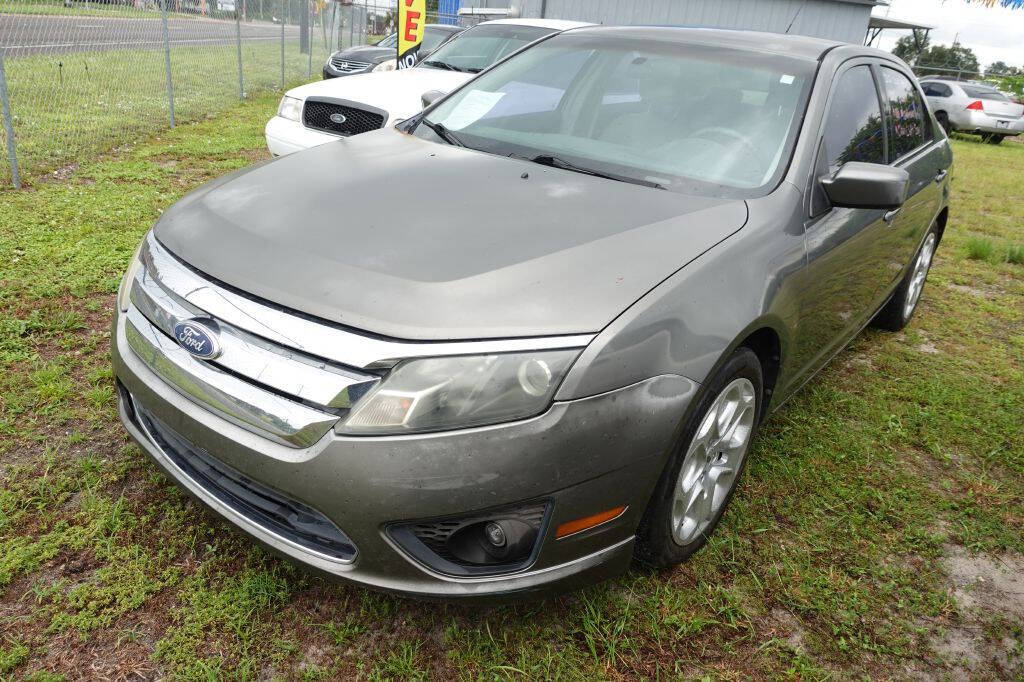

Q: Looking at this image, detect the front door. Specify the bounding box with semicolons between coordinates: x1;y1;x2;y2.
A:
794;62;892;379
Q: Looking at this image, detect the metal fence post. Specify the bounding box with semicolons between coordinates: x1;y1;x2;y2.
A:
235;9;245;98
161;0;176;128
0;49;21;189
280;9;285;88
306;0;312;79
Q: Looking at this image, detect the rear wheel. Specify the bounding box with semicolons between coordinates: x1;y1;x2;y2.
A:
873;228;938;331
935;111;951;134
982;133;1005;145
635;348;762;568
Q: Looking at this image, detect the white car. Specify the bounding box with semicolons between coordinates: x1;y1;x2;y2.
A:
265;18;590;157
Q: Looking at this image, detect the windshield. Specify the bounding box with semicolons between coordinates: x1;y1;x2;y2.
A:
961;84;1009;101
376;33;398;48
419;23;555;73
416;34;815;198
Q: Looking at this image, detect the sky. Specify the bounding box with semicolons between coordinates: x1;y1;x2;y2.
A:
873;0;1024;70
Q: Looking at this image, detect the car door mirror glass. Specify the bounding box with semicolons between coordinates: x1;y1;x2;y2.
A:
820;162;910;210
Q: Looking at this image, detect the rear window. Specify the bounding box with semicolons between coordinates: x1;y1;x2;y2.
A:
961;85;1009;101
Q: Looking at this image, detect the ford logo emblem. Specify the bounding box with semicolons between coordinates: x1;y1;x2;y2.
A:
329;112;347;124
173;320;222;360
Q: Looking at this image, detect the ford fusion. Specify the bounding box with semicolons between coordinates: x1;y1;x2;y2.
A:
113;27;952;598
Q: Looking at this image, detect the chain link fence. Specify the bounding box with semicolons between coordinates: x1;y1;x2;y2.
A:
0;0;475;186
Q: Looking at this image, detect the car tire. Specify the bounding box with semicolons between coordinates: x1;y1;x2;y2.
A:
634;347;763;569
984;134;1005;145
872;227;938;332
935;112;951;134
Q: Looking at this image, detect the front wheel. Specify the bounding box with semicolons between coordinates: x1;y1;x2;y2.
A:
872;229;938;331
983;134;1005;145
635;348;763;568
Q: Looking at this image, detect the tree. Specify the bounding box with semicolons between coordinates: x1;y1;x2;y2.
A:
913;43;981;79
986;61;1020;76
892;30;930;63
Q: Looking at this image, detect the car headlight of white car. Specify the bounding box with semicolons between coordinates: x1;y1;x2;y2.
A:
372;60;397;73
277;95;303;122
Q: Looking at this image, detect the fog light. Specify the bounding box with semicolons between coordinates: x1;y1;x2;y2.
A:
447;518;537;565
485;522;506;547
387;502;549;577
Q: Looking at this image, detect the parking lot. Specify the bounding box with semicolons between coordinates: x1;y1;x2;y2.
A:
0;89;1021;678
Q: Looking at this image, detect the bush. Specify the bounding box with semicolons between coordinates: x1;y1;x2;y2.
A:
1006;244;1024;265
965;236;996;261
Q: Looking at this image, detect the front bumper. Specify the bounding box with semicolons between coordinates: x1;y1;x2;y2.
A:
950;109;1024;136
265;115;341;157
111;306;696;599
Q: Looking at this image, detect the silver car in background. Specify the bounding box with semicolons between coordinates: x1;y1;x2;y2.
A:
920;78;1024;144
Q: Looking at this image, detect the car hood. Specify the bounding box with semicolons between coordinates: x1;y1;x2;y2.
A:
155;128;748;341
329;45;393;63
286;68;472;124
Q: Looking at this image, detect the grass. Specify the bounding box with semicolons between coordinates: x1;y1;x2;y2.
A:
0;15;336;185
0;96;1022;679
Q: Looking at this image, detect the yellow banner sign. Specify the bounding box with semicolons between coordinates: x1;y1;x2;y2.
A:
398;0;426;69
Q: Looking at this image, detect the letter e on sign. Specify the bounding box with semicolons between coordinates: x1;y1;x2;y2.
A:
397;0;426;69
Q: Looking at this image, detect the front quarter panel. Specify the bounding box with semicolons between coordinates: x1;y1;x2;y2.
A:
556;184;807;407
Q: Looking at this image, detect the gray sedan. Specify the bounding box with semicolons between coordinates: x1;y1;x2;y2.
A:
111;26;952;599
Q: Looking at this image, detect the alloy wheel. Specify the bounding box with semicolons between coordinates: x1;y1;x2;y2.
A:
904;232;937;320
671;377;757;545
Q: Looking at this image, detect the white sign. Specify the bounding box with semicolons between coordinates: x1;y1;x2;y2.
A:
441;90;505;131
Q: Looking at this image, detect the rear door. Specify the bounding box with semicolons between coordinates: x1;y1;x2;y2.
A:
875;65;945;294
794;61;891;378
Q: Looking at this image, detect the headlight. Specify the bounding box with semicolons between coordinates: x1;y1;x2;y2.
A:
339;350;579;435
117;238;145;312
277;95;303;121
372;60;397;73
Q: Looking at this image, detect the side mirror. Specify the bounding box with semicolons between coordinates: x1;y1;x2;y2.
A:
820;162;910;210
421;90;446;109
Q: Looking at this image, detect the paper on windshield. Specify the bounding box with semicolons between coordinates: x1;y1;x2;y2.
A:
441;90;505;131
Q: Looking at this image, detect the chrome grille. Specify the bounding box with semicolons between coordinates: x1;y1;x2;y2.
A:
329;57;371;73
126;234;380;448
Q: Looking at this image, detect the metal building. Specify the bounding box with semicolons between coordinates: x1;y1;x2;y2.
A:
466;0;884;44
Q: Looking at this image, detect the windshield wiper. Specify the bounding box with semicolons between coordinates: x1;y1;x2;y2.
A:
421;60;465;72
419;118;465;147
529;154;665;190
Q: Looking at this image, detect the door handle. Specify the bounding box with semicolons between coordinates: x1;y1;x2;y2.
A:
883;208;901;223
934;169;948;184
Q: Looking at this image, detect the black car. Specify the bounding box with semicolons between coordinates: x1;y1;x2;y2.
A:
323;24;463;79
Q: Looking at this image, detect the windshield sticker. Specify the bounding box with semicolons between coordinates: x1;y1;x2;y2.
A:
441;90;506;130
779;74;795;85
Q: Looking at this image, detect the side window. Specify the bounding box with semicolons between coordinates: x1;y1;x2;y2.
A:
822;65;885;168
923;82;950;97
880;67;929;160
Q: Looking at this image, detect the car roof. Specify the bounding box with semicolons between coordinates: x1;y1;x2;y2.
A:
563;25;841;60
478;18;595;30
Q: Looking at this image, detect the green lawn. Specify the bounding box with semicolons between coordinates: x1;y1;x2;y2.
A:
0;98;1022;680
0;34;333;185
